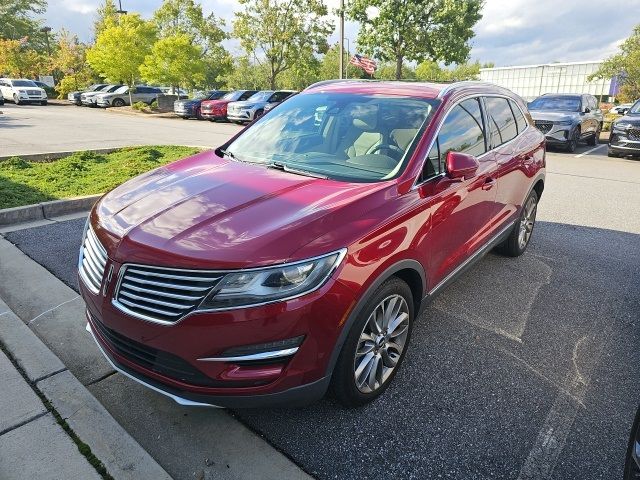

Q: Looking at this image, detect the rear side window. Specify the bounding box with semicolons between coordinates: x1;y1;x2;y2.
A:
239;91;256;100
485;97;518;147
422;98;486;179
270;91;292;102
509;100;528;134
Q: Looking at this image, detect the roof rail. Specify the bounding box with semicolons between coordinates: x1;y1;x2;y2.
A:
436;80;498;98
304;79;380;90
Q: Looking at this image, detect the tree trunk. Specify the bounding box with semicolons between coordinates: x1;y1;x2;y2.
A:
128;76;134;106
395;55;403;80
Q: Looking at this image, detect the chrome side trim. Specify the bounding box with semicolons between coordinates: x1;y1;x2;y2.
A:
427;220;516;297
198;347;299;363
85;322;220;408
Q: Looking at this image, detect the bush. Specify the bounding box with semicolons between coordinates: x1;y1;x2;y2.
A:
132;101;148;111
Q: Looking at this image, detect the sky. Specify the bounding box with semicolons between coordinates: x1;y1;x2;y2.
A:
41;0;640;67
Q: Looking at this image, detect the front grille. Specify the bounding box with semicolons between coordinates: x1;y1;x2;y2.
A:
90;314;223;387
27;89;40;96
534;121;553;134
113;264;223;324
79;227;108;294
629;129;640;141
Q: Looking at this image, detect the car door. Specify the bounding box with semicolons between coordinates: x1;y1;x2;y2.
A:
486;96;543;226
0;80;9;98
418;97;499;287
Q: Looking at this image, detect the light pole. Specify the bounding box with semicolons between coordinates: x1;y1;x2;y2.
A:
117;0;127;14
40;26;52;56
339;0;344;79
344;37;350;79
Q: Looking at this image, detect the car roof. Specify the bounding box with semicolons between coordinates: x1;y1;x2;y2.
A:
303;79;512;100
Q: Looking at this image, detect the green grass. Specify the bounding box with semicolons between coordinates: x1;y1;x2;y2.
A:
0;145;201;209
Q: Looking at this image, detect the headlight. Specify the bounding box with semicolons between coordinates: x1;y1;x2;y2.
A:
554;120;572;125
198;249;346;310
613;122;631;131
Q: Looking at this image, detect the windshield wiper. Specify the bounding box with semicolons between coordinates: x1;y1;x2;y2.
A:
266;161;327;179
216;148;254;164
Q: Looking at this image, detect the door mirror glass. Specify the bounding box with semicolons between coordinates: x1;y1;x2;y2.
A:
583;107;590;113
446;151;479;180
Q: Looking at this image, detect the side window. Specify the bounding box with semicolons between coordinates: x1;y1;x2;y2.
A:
485;97;518;147
421;98;486;180
136;87;148;93
239;91;255;100
509;100;528;134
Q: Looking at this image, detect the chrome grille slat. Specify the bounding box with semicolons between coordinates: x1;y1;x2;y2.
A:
118;290;192;310
118;283;204;301
113;264;223;324
78;226;108;295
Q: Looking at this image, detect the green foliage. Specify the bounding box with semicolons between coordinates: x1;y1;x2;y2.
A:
139;33;205;90
0;39;46;77
87;13;156;95
0;0;47;48
222;56;270;90
347;0;483;80
233;0;333;89
51;30;95;98
589;24;640;102
415;60;481;82
0;146;201;209
93;0;118;40
131;101;148;110
376;62;416;80
153;0;231;88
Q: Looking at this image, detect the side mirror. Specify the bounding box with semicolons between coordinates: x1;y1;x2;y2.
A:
583;107;590;113
446;151;479;180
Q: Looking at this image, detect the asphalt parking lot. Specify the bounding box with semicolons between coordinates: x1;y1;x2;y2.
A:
0;102;242;156
3;123;639;479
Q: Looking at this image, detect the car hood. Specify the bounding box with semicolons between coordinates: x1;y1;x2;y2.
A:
201;99;230;107
83;91;105;98
615;113;640;127
94;150;390;269
175;99;201;107
529;110;579;122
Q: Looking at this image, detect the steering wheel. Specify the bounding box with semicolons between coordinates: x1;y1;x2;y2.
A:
367;143;404;159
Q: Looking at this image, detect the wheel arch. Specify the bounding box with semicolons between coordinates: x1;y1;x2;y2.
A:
325;259;426;377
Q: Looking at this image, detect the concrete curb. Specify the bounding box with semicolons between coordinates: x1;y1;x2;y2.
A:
0;194;101;226
0;298;172;480
0;147;121;163
104;107;177;119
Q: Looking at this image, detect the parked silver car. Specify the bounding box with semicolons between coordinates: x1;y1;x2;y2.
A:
68;84;107;105
96;85;162;108
81;84;123;107
227;90;296;123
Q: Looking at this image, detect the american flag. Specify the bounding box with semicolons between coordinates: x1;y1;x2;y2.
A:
349;54;377;75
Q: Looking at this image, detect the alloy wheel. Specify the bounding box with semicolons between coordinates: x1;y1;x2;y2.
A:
353;294;410;394
518;195;537;249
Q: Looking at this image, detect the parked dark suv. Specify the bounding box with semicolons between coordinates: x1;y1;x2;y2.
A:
80;80;545;408
529;94;603;152
609;99;640;157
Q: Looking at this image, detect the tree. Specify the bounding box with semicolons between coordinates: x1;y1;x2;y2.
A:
50;30;94;98
140;34;206;91
93;0;119;40
87;14;156;105
415;60;481;82
376;62;416;80
233;0;333;89
153;0;230;89
347;0;483;80
589;24;640;102
0;39;45;78
0;0;46;45
223;56;270;90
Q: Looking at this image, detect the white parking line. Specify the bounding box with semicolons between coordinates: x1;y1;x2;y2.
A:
574;144;606;158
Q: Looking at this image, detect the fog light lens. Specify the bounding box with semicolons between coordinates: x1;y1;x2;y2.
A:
222;335;304;358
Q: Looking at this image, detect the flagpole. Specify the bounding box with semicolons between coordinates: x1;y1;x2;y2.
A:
339;0;344;79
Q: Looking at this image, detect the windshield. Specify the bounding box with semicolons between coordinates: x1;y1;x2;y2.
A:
114;85;128;94
529;96;581;112
246;91;273;102
628;100;640;114
12;80;37;87
221;91;239;100
224;92;439;182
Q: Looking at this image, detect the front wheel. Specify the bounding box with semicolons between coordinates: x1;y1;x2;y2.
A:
587;124;601;146
40;101;47;106
13;94;21;105
497;190;538;257
331;277;414;407
566;128;579;153
112;98;125;107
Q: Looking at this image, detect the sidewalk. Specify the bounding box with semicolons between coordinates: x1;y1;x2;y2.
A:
0;295;172;480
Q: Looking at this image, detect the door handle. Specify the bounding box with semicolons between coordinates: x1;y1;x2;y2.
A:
523;154;534;165
481;177;496;191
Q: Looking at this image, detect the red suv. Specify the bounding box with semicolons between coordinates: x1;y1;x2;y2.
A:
200;90;258;121
80;80;545;408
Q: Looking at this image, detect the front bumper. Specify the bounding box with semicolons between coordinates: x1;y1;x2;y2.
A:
227;110;253;122
96;99;111;107
79;261;355;407
542;127;572;144
201;111;226;120
609;130;640;155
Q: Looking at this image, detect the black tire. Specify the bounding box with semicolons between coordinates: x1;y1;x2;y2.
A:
40;101;47;106
330;277;415;407
254;109;264;120
195;107;203;120
608;149;620;158
497;189;539;257
13;94;21;105
566;127;579;152
112;98;125;107
624;406;640;480
587;123;601;146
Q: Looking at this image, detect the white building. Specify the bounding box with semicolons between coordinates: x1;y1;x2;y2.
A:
479;61;616;101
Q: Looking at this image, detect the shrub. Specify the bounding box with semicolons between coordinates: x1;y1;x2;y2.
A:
132;101;148;111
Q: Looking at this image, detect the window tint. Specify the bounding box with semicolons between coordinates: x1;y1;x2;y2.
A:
439;100;486;159
485;97;518;147
509;100;528;134
270;91;292;102
239;91;256;100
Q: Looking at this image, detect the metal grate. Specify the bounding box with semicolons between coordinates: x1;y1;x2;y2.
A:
79;227;108;295
534;121;553;134
629;129;640;141
113;264;223;324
